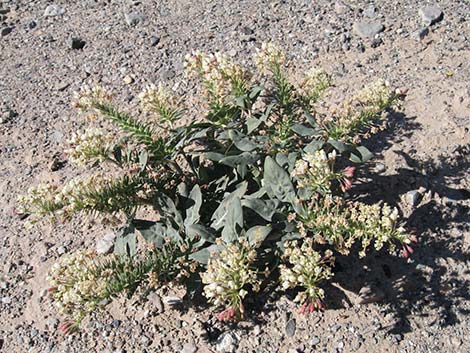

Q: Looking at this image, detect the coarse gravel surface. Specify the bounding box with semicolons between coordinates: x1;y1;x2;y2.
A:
1;0;470;352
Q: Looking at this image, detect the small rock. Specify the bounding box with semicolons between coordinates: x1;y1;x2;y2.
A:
357;285;385;305
406;190;421;207
374;163;386;173
69;37;86;50
353;21;384;38
330;324;340;333
412;27;429;40
419;6;443;26
44;5;65;17
162;296;183;306
371;37;382;48
96;232;116;254
252;325;261;336
57;246;66;255
181;342;197;353
334;1;350;14
147;292;164;312
240;26;254;35
1;297;11;304
310;336;320;346
124;12;145;26
27;20;37;30
363;5;376;18
47;318;59;330
1;27;13;36
150;36;160;46
123;75;134;84
285;318;296;337
50;130;63;143
215;332;238;353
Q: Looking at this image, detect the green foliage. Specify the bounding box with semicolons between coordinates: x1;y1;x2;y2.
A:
19;43;414;330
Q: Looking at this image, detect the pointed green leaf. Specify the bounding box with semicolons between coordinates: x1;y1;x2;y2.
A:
114;224;136;256
184;185;202;227
264;156;296;203
350;146;374;163
221;196;243;243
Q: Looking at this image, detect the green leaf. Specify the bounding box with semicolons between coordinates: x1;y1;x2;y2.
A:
246;225;271;246
304;139;324;154
114;224;136;256
189;244;223;264
184;185;202;227
185;224;216;245
264;156;296;203
350;146;374;163
328;138;352;153
242;198;280;221
221;196;243;243
154;194;183;227
132;219;165;247
249;85;264;100
291;123;318;136
211;182;248;230
234;137;261;152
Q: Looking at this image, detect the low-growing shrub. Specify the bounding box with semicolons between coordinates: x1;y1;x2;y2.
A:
18;43;416;332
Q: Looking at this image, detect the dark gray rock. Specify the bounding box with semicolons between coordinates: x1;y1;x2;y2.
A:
1;27;13;36
412;27;429;40
285;319;296;337
419;6;443;26
69;37;86;49
353;21;384;38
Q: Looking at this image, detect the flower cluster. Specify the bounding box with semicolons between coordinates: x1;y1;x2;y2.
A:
185;51;249;102
292;150;353;194
296;196;412;257
72;84;112;111
16;182;61;220
279;239;334;312
65;128;112;165
254;42;286;73
138;83;182;124
324;79;395;142
299;68;331;106
48;250;112;326
201;239;260;321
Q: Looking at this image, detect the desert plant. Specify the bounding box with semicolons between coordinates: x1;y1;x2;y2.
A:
18;43;415;331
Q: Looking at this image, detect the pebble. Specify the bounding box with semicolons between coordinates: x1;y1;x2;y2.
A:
363;5;376;18
334;1;350;15
374;163;386;173
406;190;421;207
123;75;134;84
215;332;238;353
44;5;65;17
419;6;443;26
353;21;384;38
1;297;11;304
310;336;320;346
357;285;385;305
150;36;160;46
96;232;116;254
69;37;86;50
285;318;296;337
412;27;429;41
57;246;66;255
181;342;197;353
124;12;145;26
1;27;13;36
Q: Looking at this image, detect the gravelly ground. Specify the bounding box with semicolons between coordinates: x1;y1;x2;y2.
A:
1;0;469;352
